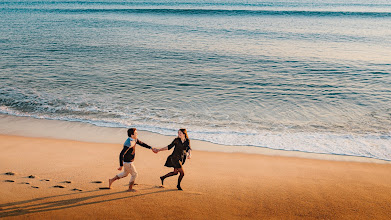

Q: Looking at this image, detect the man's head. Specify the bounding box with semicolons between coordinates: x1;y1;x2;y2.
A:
127;128;138;139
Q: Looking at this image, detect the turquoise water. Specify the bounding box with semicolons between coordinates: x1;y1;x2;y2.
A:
1;0;390;160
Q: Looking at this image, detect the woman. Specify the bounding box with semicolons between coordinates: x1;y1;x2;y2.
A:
156;128;192;190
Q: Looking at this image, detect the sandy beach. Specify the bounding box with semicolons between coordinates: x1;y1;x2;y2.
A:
1;117;391;219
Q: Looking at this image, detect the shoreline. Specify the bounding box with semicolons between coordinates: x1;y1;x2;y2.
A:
0;113;388;164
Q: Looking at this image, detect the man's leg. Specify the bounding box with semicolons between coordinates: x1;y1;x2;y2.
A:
109;164;130;188
109;175;119;188
127;163;138;192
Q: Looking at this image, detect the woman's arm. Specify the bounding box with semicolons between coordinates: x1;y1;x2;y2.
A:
157;146;169;152
186;139;192;159
157;139;176;152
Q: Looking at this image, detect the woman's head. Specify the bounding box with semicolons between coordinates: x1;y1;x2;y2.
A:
178;128;189;140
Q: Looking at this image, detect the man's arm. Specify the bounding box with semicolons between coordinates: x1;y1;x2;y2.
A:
136;139;153;149
119;146;128;167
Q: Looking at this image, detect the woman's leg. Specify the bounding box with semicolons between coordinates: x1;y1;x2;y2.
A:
177;168;185;190
160;168;179;186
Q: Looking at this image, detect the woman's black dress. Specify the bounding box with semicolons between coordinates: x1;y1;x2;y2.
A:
164;138;191;169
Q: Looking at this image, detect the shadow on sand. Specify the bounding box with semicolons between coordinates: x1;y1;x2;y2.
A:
0;187;176;218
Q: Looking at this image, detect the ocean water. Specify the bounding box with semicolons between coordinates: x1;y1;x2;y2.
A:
1;0;390;161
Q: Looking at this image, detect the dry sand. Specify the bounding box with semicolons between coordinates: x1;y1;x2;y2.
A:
1;133;391;219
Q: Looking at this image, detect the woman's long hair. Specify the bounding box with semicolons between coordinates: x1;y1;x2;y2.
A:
179;128;189;141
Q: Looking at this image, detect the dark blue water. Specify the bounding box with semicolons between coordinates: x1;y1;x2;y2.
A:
1;0;390;160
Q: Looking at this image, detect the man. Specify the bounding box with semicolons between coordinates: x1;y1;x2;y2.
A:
108;128;156;192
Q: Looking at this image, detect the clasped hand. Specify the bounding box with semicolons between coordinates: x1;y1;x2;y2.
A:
152;148;159;154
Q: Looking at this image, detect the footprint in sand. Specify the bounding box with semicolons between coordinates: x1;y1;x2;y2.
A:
31;186;39;189
99;187;111;190
4;180;15;182
5;172;15;176
41;179;51;182
92;181;103;184
53;185;66;188
64;181;72;184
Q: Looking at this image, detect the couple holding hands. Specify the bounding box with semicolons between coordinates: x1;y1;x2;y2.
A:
108;128;191;192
